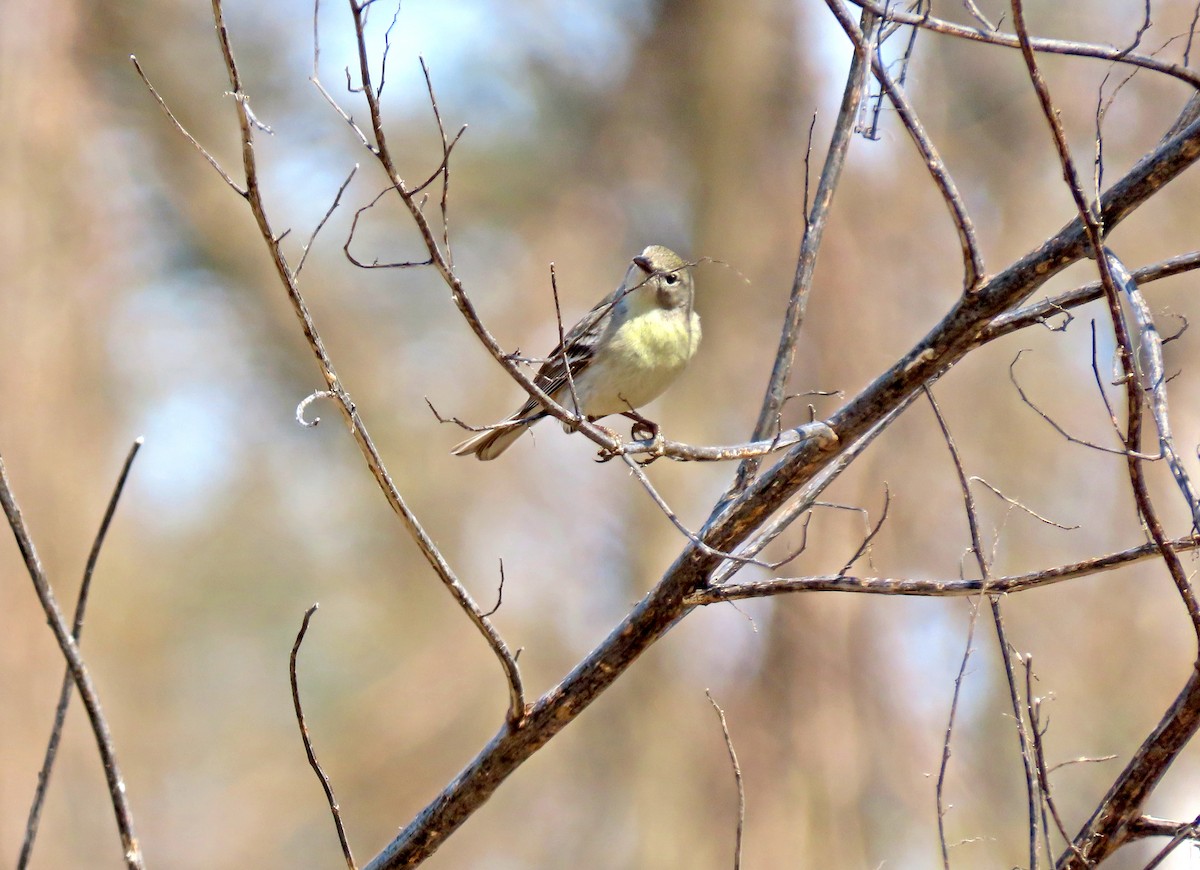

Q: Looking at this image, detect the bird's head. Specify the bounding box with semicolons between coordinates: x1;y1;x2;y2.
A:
632;245;693;310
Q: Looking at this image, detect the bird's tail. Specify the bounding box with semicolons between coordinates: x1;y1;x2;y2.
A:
451;418;533;461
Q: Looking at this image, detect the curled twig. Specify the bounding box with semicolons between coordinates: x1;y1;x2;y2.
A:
297;390;338;428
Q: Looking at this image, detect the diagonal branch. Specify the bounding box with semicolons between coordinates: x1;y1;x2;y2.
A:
827;0;985;293
195;0;526;724
368;100;1200;866
18;439;143;870
0;453;144;870
1004;1;1200;864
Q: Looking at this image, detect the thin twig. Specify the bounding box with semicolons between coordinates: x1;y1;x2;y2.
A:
926;386;1041;869
482;560;505;618
290;604;356;869
845;0;1200;89
0;453;144;870
549;263;583;420
18;439;143;870
417;57;458;262
202;0;527;725
295;165;359;280
837;484;890;575
970;477;1077;530
937;594;981;870
1009;350;1156;459
706;691;745;870
1025;660;1086;862
827;0;984;292
130;55;245;195
727;6;879;497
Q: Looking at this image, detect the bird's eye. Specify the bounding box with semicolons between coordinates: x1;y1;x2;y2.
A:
664;272;679;285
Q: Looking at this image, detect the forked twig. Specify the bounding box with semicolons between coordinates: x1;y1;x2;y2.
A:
187;0;527;725
1009;1;1200;863
827;0;984;292
687;534;1200;604
926;387;1041;868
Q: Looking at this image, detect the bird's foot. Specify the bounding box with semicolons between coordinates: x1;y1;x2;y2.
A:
622;410;659;443
592;423;623;463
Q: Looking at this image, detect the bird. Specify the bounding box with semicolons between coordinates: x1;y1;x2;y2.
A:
452;245;700;460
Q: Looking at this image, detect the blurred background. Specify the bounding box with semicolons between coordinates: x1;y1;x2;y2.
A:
3;0;1200;867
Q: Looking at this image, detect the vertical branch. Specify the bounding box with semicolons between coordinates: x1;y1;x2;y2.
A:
706;691;745;870
290;605;356;869
725;7;879;498
937;595;982;870
925;388;1042;869
0;454;144;870
1006;2;1200;864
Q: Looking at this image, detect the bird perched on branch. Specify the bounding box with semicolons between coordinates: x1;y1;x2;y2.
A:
452;245;700;460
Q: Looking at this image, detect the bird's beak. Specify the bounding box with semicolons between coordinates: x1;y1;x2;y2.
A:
633;255;654;273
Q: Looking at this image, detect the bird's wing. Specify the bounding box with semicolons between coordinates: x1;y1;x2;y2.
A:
525;286;622;406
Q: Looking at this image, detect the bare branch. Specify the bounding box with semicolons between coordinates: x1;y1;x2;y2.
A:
290;605;356;869
688;534;1200;604
1009;350;1154;459
926;386;1041;868
846;0;1200;89
130;55;244;195
970;477;1078;530
18;439;143;870
0;453;144;870
202;0;527;726
417;57;459;262
1108;249;1200;537
728;6;879;496
827;0;985;292
295;165;359;280
1026;661;1086;863
938;593;981;870
706;691;745;870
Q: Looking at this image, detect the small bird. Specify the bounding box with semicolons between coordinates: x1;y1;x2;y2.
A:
452;245;700;460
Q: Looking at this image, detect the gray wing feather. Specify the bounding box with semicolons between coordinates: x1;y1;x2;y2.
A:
513;286;621;416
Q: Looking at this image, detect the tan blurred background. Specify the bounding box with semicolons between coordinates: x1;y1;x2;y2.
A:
3;0;1200;867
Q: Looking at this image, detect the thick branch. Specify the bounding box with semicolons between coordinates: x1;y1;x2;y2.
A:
365;94;1200;870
